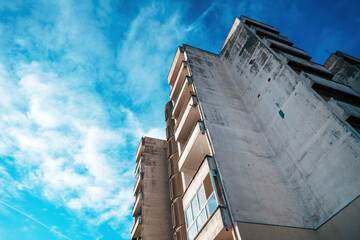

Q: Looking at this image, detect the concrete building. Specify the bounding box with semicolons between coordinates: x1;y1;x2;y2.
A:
132;15;360;240
131;137;172;240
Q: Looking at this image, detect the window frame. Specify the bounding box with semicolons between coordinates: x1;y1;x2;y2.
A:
185;183;219;240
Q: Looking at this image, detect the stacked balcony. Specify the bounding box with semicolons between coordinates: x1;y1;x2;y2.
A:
166;46;232;239
166;100;187;240
173;225;187;240
133;156;144;197
168;152;179;177
168;50;212;190
174;95;201;154
166;46;235;239
168;47;186;87
167;47;233;239
131;215;142;240
133;190;143;216
132;154;144;238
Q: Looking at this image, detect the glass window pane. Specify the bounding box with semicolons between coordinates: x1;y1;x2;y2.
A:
188;223;197;240
196;208;207;231
197;184;206;209
185;206;193;228
191;195;200;218
207;194;218;216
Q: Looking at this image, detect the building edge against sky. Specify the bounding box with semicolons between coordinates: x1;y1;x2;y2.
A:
131;15;360;240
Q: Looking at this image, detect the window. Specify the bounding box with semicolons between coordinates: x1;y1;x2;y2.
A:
185;184;219;240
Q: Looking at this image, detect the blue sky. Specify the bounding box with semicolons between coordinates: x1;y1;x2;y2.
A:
0;0;359;239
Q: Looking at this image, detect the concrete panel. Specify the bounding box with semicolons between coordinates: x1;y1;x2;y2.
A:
185;44;311;228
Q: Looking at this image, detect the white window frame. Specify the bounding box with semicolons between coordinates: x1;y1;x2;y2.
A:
185;183;219;240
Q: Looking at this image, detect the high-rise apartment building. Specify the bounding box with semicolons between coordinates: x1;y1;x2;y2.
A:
132;16;360;240
131;137;172;240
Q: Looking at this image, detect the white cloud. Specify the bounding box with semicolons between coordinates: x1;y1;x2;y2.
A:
0;60;134;228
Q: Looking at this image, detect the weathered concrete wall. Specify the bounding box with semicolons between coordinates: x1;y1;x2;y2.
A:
185;44;311;228
324;53;360;93
219;22;360;229
141;137;173;240
183;19;360;233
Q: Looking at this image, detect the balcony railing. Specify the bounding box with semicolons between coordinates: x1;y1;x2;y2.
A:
134;157;143;175
134;156;144;195
131;215;142;240
171;197;186;229
168;47;185;87
178;121;212;174
173;225;187;240
170;61;189;102
182;157;231;240
174;96;201;145
172;76;194;119
132;191;143;217
170;172;183;200
135;139;145;163
193;207;233;240
168;152;179;177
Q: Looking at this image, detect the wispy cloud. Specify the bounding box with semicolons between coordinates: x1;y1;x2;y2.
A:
185;2;218;32
0;60;133;226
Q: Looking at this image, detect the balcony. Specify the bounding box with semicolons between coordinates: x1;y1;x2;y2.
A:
167;135;178;157
182;158;232;240
178;121;212;174
133;161;144;196
171;197;186;229
174;96;201;145
135;138;145;163
173;225;187;240
131;215;142;240
168;152;179;177
172;76;194;119
170;61;190;102
132;191;143;217
194;207;233;240
170;172;184;200
168;47;186;87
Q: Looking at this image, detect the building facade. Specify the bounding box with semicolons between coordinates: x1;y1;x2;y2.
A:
131;137;172;240
132;15;360;240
